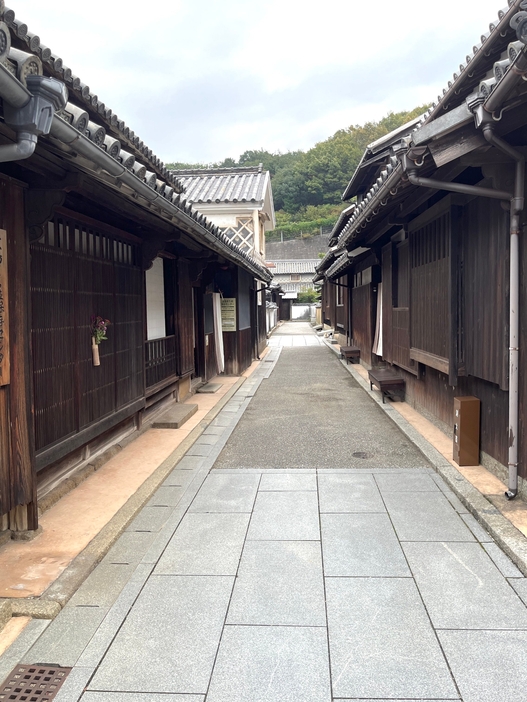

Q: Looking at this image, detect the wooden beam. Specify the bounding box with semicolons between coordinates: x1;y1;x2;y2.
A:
410;348;449;375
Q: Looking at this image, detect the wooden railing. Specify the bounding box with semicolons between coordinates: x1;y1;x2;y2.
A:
145;335;177;389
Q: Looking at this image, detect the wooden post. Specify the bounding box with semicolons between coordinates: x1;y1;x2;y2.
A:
0;229;9;387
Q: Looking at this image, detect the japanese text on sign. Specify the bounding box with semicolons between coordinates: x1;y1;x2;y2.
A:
221;298;236;332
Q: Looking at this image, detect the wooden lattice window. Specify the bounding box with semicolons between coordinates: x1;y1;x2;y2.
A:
223;217;254;254
30;215;143;458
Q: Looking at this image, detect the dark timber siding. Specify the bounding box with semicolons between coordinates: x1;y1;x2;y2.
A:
30;215;143;462
462;198;509;389
351;283;375;365
0;179;34;521
177;259;195;377
410;212;450;361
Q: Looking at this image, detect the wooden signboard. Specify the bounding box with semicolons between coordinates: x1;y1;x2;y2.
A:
0;229;8;386
221;298;237;332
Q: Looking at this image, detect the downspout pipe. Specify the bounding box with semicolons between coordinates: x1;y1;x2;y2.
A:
406;170;512;202
0;72;67;163
481;121;525;500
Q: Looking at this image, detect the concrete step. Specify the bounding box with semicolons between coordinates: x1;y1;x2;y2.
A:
152;403;198;429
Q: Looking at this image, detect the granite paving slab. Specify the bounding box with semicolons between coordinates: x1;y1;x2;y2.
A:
321;512;410;577
154;513;250;575
403;541;527;629
23;604;109;667
81;694;204;701
509;577;527;605
68;562;137;607
461;513;494;542
147;485;185;507
374;472;441;492
483;542;524;578
126;505;172;532
161;468;197;486
326;577;457;700
206;625;331;702
318;473;385;512
383;491;475;541
247;490;320;540
226;540;326;626
172;456;205;471
189;473;260;513
439;629;527;702
102;531;156;565
259;473;317;491
54;667;95;702
88;575;233;694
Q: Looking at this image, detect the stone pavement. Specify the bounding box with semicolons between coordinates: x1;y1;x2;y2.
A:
2;322;527;701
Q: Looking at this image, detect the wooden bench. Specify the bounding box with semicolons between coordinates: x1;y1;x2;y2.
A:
340;346;360;364
368;367;405;403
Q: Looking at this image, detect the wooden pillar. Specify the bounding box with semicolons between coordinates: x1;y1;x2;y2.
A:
0;177;37;531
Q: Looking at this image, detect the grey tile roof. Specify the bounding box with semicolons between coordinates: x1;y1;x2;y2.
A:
333;0;527;252
326;253;349;279
0;6;272;282
267;260;319;274
173;166;269;205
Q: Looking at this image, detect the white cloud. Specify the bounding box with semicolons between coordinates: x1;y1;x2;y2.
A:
13;0;509;161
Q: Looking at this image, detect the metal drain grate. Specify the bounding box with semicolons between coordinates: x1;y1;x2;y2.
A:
0;665;71;701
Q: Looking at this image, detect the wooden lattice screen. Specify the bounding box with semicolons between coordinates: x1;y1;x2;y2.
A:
30;216;143;459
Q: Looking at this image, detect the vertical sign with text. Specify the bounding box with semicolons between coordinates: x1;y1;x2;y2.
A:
221;298;237;332
0;229;9;386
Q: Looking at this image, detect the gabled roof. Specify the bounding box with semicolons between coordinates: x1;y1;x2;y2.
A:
173;165;270;205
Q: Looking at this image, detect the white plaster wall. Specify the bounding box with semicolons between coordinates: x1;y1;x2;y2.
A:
145;257;166;340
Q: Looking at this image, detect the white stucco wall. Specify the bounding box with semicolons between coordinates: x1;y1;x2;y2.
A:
145;257;166;340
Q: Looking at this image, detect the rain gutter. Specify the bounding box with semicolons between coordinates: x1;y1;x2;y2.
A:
0;58;270;282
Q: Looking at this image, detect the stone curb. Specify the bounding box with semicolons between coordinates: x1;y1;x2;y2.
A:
324;340;527;577
0;377;247;620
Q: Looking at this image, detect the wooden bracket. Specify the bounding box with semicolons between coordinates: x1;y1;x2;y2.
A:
142;236;167;270
26;189;66;241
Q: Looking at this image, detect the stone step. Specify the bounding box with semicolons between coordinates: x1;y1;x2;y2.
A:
197;383;222;394
152;403;198;429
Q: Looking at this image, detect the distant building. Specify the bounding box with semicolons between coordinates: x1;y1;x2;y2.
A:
173;165;275;266
266;234;330;293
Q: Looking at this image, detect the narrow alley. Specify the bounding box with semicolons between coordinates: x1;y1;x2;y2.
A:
2;322;527;702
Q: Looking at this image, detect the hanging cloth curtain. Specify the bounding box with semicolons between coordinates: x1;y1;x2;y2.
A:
372;282;383;357
212;292;225;373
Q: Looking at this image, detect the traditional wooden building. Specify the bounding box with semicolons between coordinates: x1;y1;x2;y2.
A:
0;6;272;534
172;166;276;359
316;0;527;498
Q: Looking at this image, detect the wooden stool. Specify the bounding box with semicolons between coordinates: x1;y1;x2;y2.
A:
368;367;405;403
340;346;360;364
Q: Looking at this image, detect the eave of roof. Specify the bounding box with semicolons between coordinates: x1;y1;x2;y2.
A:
0;7;272;283
334;1;527;252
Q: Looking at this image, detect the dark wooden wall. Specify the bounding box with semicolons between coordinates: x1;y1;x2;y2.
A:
410;212;450;361
351;283;375;365
0;178;35;523
177;259;195;376
335;276;348;332
462;198;509;389
30;213;143;466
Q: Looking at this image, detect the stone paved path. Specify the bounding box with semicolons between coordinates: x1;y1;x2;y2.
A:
3;322;527;701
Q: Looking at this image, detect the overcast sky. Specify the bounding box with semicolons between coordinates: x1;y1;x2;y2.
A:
17;0;506;163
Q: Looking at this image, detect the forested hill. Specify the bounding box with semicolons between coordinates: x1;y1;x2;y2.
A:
167;105;429;239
